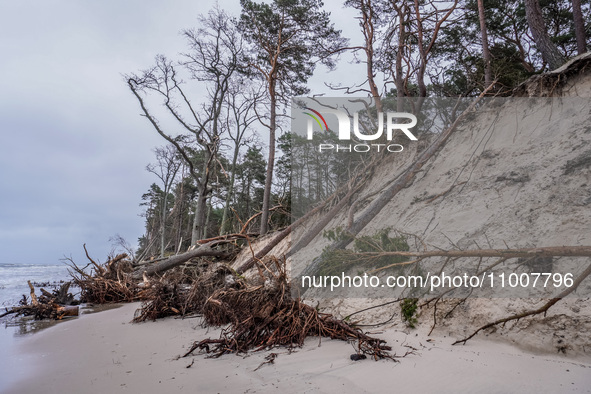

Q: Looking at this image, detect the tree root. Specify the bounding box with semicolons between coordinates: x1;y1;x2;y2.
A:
185;258;399;360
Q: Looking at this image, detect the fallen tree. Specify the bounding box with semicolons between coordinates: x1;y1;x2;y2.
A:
299;87;494;278
345;245;591;262
301;240;591;346
131;241;232;279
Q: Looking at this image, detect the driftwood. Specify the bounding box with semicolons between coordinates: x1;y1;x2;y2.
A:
27;280;38;305
1;282;79;320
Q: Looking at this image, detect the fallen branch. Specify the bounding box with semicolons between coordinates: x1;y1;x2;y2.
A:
425;181;467;204
239;206;282;234
452;260;591;345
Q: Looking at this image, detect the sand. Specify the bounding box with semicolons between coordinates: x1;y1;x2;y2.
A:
3;302;590;393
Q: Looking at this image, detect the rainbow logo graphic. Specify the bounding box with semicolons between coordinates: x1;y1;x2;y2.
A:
303;107;328;131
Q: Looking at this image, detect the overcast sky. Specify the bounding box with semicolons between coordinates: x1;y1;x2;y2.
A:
0;0;360;265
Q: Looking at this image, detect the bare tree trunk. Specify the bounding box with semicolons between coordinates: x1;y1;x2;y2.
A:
572;0;587;55
361;0;382;113
192;184;208;244
160;192;168;257
394;3;407;112
220;146;239;235
413;0;428;98
524;0;565;70
191;149;213;244
260;82;276;235
477;0;493;88
205;201;212;237
191;198;201;245
412;0;458;106
361;245;591;259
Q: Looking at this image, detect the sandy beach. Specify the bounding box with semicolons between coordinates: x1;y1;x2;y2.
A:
2;302;589;393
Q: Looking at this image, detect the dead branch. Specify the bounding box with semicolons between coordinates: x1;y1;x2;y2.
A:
452;260;591;345
425;181;467;203
84;243;105;276
197;233;258;245
27;280;38;306
238;205;284;234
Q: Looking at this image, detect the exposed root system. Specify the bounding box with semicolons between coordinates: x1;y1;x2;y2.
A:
66;247;138;303
132;264;241;322
183;258;395;360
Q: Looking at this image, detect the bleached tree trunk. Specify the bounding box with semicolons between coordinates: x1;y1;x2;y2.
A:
220;146;239;235
191;154;211;244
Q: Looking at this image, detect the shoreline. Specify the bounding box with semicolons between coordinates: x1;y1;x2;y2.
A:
3;302;590;393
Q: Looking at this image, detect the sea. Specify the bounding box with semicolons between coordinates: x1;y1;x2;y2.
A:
0;262;74;391
0;263;72;308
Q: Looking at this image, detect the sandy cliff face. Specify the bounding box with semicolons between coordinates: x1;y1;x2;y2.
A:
233;57;591;356
358;97;591;252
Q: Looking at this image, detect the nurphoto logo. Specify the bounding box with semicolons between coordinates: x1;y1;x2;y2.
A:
303;106;418;153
